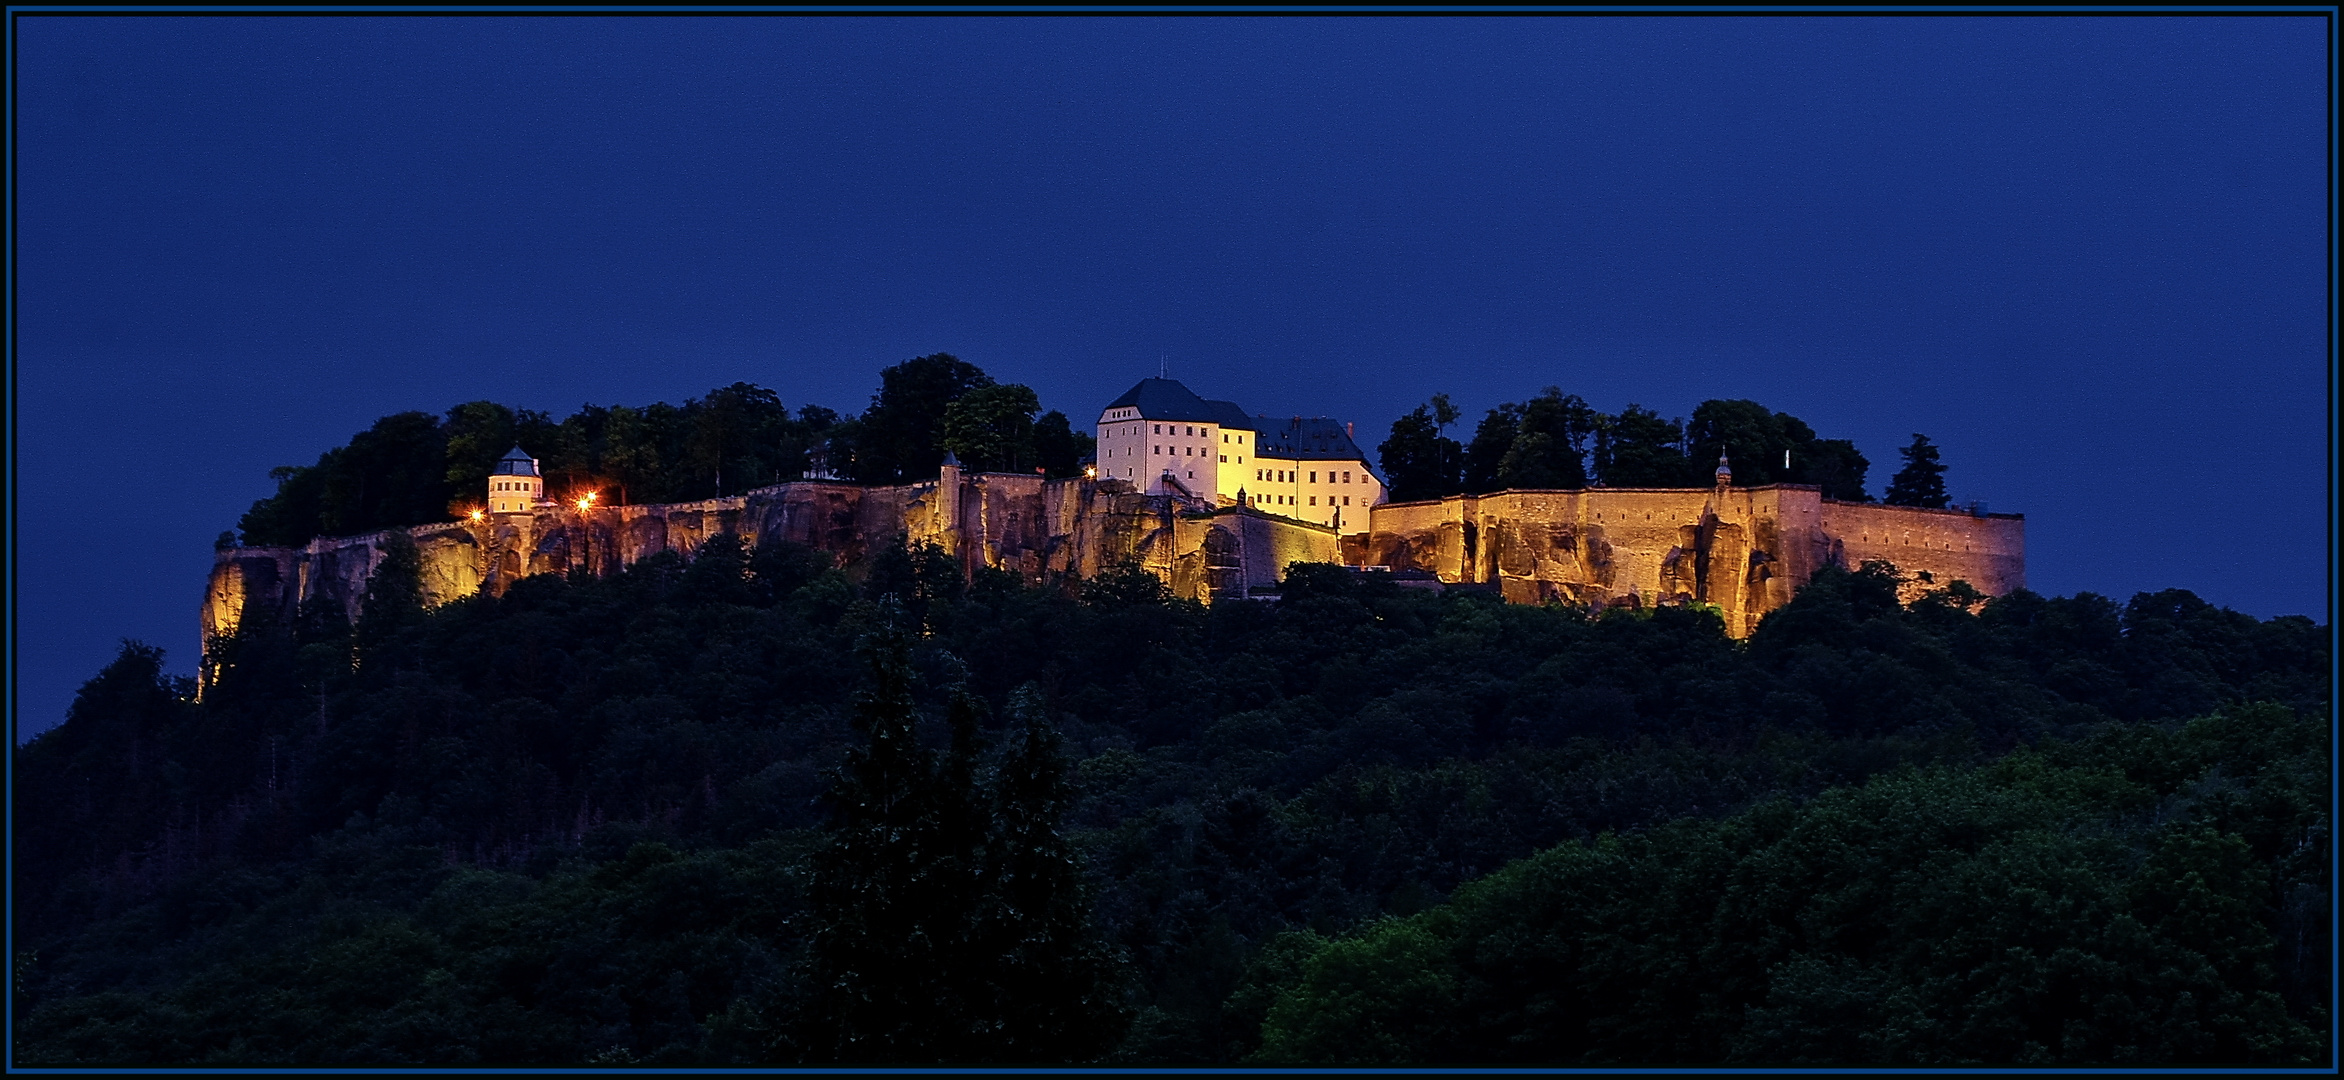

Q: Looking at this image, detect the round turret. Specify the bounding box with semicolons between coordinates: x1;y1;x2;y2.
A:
488;446;544;514
1714;451;1733;488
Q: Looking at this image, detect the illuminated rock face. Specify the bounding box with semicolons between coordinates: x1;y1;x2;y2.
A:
1343;485;2025;638
203;477;2020;649
202;473;1342;647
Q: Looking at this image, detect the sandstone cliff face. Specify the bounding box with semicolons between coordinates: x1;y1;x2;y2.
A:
204;475;2020;649
202;470;1341;648
1348;486;2023;638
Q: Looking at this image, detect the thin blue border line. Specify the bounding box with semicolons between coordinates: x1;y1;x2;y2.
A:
2317;4;2343;1076
7;0;22;1070
5;1063;2326;1073
0;5;2339;13
1;5;2334;1074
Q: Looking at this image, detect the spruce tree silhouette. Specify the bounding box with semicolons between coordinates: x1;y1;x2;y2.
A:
798;603;977;1062
1883;434;1950;508
978;684;1133;1062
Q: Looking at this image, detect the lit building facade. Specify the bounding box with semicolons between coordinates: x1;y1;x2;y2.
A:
487;446;547;514
1096;377;1384;533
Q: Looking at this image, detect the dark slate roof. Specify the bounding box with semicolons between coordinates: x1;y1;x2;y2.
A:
1253;416;1382;478
492;446;540;476
1102;378;1222;423
1204;399;1257;433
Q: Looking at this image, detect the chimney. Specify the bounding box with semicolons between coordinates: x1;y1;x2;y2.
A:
1347;422;1355;439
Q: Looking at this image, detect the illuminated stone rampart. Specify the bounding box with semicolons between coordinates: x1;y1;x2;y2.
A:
1343;485;2024;637
204;476;2021;648
202;471;1341;647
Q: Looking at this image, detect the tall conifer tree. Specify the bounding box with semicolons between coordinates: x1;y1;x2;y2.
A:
799;610;974;1062
979;685;1132;1062
1883;434;1950;508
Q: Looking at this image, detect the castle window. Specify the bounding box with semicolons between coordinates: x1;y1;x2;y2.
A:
1219;455;1227;463
1309;471;1318;483
1344;496;1351;506
1309;497;1316;506
1154;424;1161;434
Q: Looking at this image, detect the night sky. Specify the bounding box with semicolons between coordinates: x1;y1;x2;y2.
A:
12;15;2329;741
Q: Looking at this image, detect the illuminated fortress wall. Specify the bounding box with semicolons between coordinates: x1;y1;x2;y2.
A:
202;466;1337;647
205;476;2019;648
1343;484;2024;638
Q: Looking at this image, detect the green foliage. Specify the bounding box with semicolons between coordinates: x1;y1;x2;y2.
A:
1032;410;1095;480
237;385;846;548
14;540;2327;1065
797;636;1125;1063
1428;392;1868;497
939;383;1043;475
797;612;981;1062
1683;399;1871;498
851;353;995;484
978;687;1132;1060
239;412;454;547
1460;389;1601;492
1885;433;1950;508
1593;403;1702;488
1377;397;1465;502
1258;708;2328;1065
231;356;1065;549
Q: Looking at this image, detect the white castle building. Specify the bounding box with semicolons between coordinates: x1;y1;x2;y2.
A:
1096;377;1385;535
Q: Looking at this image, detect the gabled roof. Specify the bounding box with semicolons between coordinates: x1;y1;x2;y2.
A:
1252;416;1383;480
1204;399;1257;433
1101;378;1222;423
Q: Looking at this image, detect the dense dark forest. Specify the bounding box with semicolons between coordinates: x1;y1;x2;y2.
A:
13;533;2329;1064
231;354;1097;549
1376;390;1948;506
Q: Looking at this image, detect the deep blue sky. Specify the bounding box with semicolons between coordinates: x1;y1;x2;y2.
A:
12;15;2330;741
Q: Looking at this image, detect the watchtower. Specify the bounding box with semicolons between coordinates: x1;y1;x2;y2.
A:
488;446;544;514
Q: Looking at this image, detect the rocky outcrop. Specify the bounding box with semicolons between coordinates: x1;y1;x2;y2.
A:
202;469;1343;648
1344;485;2023;637
204;473;2021;648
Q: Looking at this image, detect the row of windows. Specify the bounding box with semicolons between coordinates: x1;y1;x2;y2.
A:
1254;468;1363;484
1145;422;1247;445
493;480;538;492
1246;494;1357;507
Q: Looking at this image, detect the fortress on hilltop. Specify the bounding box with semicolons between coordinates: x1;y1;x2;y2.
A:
203;377;2024;649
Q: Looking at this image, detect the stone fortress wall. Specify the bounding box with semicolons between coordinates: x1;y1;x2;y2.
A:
204;469;2020;647
1343;484;2024;638
202;462;1343;648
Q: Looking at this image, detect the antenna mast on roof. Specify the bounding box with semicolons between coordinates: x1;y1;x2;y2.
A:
1159;353;1167;380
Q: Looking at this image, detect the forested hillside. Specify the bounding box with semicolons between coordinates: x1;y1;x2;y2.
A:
231;354;1095;548
13;531;2327;1065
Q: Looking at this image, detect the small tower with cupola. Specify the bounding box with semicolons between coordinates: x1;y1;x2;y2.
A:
488;446;545;514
